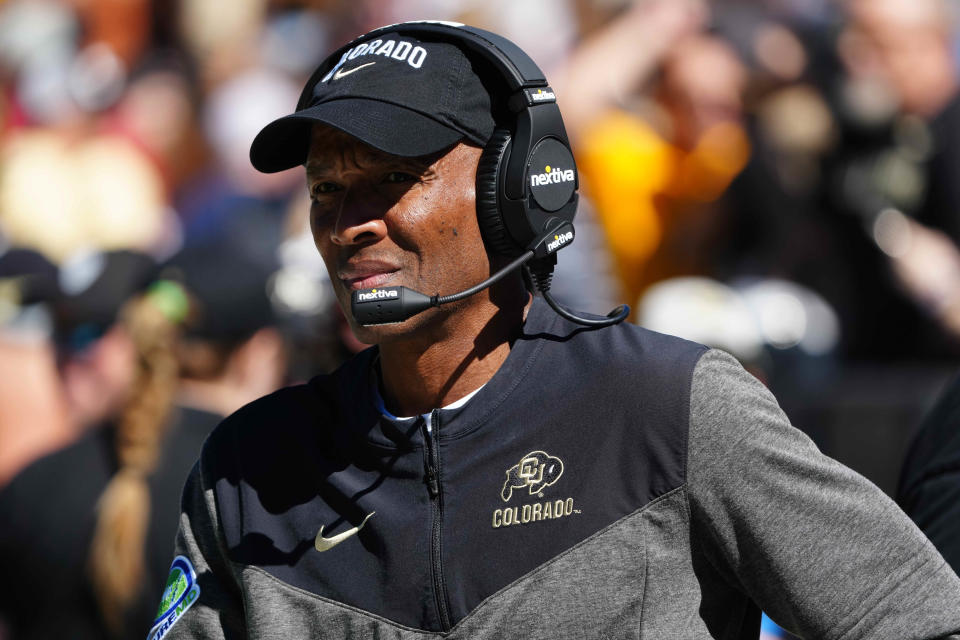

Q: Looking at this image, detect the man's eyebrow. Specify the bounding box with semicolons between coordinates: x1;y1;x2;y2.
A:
305;160;334;175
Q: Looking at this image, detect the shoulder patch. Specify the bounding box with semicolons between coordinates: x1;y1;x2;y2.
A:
147;555;201;640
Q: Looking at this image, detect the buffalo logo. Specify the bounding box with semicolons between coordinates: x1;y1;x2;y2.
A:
501;451;563;502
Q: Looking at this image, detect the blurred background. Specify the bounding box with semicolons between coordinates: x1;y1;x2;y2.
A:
1;0;959;638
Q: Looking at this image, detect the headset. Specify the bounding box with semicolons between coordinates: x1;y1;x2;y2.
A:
300;21;629;328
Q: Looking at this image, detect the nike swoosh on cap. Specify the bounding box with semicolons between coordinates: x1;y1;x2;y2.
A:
332;62;376;81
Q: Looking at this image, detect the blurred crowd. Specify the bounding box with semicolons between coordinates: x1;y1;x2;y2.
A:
1;0;960;638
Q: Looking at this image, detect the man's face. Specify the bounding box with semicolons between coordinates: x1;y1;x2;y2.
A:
306;125;488;344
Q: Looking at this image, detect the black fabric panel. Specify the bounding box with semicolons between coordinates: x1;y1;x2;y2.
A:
211;367;445;632
439;309;704;623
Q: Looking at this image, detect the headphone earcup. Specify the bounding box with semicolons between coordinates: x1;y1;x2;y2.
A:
475;128;519;256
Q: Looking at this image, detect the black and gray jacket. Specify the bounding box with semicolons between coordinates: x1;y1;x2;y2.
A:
159;298;960;639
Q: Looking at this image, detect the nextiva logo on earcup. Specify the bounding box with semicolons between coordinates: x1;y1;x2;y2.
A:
526;138;577;212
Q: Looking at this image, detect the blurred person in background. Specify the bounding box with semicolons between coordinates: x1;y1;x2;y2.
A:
175;66;302;248
111;55;207;201
667;7;857;411
555;0;751;310
0;247;69;488
841;0;960;348
0;233;288;640
702;0;960;369
826;0;960;356
0;248;155;638
731;0;960;360
0;0;178;262
163;231;289;422
52;250;158;434
0;124;175;261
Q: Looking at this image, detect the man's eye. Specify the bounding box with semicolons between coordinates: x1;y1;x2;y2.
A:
311;182;340;196
383;172;416;184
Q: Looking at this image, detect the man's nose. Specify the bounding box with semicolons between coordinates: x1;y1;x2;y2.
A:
330;189;389;246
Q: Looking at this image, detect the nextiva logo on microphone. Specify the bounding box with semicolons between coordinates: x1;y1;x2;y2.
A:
352;285;434;325
546;231;574;253
356;287;400;302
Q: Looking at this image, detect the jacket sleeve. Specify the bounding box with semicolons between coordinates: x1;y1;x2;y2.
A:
149;454;246;640
686;349;960;640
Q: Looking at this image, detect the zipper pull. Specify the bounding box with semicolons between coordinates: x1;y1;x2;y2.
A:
422;410;441;499
425;464;439;498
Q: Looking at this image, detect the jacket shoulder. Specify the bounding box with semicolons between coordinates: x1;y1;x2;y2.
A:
555;317;710;380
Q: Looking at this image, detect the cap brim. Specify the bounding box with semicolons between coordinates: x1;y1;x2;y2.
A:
249;98;467;173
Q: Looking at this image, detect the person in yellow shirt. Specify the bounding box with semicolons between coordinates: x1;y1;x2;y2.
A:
578;110;749;305
556;1;750;307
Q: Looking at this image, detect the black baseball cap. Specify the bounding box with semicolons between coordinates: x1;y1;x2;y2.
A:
250;32;496;173
0;247;59;307
161;243;277;343
54;249;158;351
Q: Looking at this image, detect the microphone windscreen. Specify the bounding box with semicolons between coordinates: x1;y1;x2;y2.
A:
351;286;434;326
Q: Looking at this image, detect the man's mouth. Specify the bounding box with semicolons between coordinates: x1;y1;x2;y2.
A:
339;261;400;291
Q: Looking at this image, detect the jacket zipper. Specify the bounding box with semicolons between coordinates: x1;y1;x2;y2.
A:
422;409;451;630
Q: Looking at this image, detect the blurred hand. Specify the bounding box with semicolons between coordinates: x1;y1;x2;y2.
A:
884;214;960;336
556;0;708;142
634;0;709;47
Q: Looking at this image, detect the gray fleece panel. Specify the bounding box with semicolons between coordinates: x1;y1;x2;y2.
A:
162;463;245;640
688;349;960;639
162;348;960;639
219;490;715;639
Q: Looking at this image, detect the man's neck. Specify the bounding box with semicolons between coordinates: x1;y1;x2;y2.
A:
377;289;531;418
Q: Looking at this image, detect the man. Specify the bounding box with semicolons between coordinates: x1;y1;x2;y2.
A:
0;247;69;488
840;0;960;347
156;23;960;639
